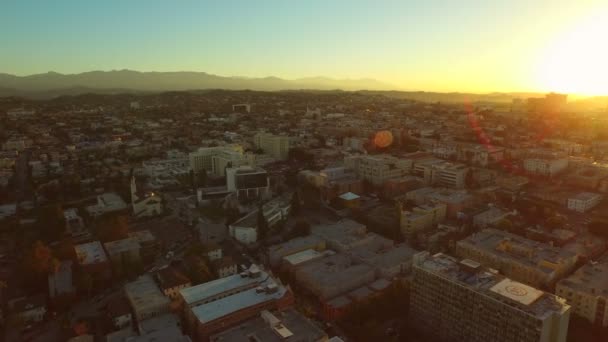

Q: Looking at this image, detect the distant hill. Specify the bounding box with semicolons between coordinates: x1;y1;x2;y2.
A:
0;70;394;98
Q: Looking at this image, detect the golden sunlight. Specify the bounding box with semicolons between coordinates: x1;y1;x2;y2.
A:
536;8;608;96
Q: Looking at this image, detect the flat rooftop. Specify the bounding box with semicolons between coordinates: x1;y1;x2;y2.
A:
457;228;577;270
558;254;608;297
416;252;570;319
210;309;326;342
282;249;328;267
124;274;170;318
191;280;287;324
179;265;267;305
74;241;108;264
104;237;141;255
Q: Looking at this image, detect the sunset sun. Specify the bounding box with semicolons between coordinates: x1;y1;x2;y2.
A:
536;9;608;96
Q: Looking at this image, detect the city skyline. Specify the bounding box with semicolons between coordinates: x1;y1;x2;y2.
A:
2;0;608;95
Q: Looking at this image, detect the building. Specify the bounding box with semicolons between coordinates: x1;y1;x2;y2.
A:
124;274;171;322
86;192;128;217
9;295;47;324
213;256;238;278
209;309;327;342
104;237;142;267
294;253;375;300
556;254;608;327
131;176;162;218
410;252;570;342
63;208;88;239
254;132;290;160
156;267;192;300
202;243;222;261
225;166;270;200
472;207;510;228
456;229;579;288
344;154;411;186
523;150;569;176
567;192;603;213
48;260;75;300
106;313;191;342
189;145;244;175
267;235;326;268
229;197;291;245
74;241;111;278
399;202;447;239
179;265;294;341
421;162;469;189
129;230;161;263
107;296;133;329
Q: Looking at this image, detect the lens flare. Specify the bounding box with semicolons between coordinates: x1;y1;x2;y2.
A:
373;130;393;148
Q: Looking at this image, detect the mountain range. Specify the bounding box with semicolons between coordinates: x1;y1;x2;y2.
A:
0;70;394;98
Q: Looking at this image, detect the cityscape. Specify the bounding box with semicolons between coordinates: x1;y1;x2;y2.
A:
1;1;608;342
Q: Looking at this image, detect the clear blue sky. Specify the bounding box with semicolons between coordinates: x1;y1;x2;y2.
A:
1;0;606;92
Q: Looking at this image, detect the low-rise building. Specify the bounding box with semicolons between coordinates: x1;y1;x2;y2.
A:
124;274;171;322
74;241;111;278
9;295;47;324
210;309;327;342
156;267;192;300
213;256;238;278
567;192;603;213
107;296;132;329
456;229;579;288
267;235;326;268
556;254;608;327
399;201;447;238
104;237;141;268
179;265;294;341
86;193;128;217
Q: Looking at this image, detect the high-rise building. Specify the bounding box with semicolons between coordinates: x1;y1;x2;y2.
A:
411;252;570;342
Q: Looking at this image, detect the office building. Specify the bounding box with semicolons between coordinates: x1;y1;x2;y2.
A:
226;166;270;199
344;154;411;186
398;201;447;239
254;132;290;160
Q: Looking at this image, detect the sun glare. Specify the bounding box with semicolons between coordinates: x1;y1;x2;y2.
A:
536;9;608;96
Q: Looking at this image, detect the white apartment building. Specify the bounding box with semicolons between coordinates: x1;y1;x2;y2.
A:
188;145;244;174
567;192;602;213
411;252;570;342
523;150;568;176
254;132;290;160
422;162;469;189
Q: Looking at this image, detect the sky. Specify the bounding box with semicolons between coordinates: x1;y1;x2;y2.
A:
1;0;607;94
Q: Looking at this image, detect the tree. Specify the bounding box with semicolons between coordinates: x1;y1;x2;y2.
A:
22;240;59;290
257;204;268;241
290;191;300;216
